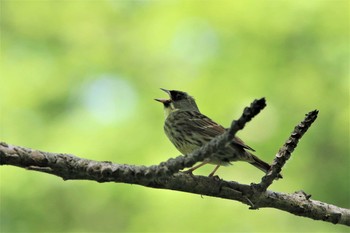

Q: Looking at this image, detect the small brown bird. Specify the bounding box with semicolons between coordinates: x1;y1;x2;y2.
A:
155;88;275;177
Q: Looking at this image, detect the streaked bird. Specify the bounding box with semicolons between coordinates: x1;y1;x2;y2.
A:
155;88;277;177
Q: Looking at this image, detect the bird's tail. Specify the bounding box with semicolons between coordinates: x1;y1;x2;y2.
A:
248;153;283;179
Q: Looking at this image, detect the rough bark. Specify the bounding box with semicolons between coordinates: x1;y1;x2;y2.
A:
1;99;349;226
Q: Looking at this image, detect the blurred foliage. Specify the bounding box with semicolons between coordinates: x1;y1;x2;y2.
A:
1;0;349;232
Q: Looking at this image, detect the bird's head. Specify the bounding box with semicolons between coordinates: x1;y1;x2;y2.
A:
155;88;200;117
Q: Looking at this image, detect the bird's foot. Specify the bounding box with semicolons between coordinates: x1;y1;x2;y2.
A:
208;174;221;180
183;169;195;176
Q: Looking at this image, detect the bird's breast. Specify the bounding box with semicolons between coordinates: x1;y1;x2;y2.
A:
163;114;203;155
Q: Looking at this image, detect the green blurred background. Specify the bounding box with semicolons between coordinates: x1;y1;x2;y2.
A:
1;0;349;232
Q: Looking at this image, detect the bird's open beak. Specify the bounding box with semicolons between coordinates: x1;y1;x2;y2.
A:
155;88;172;103
154;98;169;103
160;88;170;95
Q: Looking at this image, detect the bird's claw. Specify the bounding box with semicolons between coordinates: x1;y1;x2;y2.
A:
208;174;221;180
183;169;195;176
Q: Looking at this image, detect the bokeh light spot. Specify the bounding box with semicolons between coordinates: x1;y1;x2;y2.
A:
81;75;137;124
171;19;219;65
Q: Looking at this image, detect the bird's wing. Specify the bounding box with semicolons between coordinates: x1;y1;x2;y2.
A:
232;136;255;151
185;111;226;137
180;111;255;151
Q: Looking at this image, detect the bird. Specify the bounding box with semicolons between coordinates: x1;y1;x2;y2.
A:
155;88;278;178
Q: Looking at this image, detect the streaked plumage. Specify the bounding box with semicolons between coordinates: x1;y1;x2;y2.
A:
155;89;275;177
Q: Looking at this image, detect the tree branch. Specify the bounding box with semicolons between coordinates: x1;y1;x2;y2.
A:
1;101;349;226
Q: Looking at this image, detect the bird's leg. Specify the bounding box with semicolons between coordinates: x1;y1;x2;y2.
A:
208;165;221;177
184;161;209;175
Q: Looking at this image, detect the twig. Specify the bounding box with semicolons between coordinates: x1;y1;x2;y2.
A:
256;110;319;191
